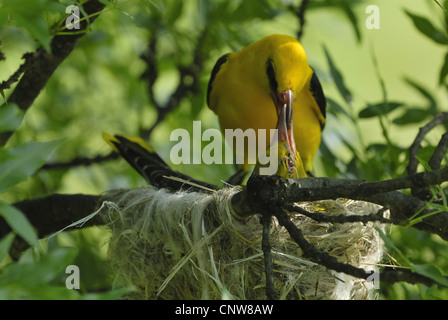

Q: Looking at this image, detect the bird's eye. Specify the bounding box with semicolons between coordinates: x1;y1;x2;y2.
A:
287;159;294;167
287;158;295;174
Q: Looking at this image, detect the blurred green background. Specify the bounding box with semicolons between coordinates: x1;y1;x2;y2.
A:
0;0;447;299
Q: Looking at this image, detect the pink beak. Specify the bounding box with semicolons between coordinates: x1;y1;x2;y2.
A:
274;90;296;156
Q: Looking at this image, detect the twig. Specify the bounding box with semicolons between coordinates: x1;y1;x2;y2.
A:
141;29;208;140
40;152;118;171
273;206;438;287
261;213;278;300
0;40;4;61
0;53;34;91
244;167;448;209
406;112;448;200
295;0;310;40
234;172;448;240
140;30;160;115
411;131;448;200
407;112;448;176
273;206;371;279
429;131;448;171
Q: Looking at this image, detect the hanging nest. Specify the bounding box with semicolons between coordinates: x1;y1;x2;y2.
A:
101;186;386;300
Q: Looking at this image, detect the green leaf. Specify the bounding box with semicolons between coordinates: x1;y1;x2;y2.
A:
0;233;15;263
358;102;403;118
342;4;361;43
0;104;24;133
0;90;7;104
411;263;448;286
0;202;40;248
166;0;183;23
318;138;344;177
327;97;354;121
14;14;52;52
2;0;65;52
0;139;62;193
392;108;431;125
439;51;448;85
0;247;76;285
405;10;448;45
439;0;448;12
403;77;438;113
323;46;352;105
376;228;410;265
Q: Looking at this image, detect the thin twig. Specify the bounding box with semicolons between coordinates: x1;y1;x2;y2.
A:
406;112;448;199
407;112;448;176
40;152;118;171
261;213;278;300
273;206;371;279
141;29;208;140
295;0;310;40
429;131;448;171
273;206;438;287
242;172;448;240
0;53;34;91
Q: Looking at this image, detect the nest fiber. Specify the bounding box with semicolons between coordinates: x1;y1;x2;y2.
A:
102;186;385;300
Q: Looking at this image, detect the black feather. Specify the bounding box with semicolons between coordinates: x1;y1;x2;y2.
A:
207;53;229;107
309;69;326;130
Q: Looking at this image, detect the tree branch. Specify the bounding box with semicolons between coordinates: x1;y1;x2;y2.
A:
261;213;278;300
274;197;438;287
0;194;102;240
407;112;448;176
0;53;34;91
40;152;118;171
0;0;106;146
234;170;448;240
407;112;448;200
140;28;208;140
294;0;310;40
429;131;448;171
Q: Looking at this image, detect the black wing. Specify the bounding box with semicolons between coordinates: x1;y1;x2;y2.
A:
309;69;326;130
206;53;229;107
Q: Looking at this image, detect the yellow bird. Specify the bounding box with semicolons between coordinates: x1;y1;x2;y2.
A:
207;34;326;182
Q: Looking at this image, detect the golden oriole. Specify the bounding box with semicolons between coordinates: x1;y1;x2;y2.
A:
207;34;326;181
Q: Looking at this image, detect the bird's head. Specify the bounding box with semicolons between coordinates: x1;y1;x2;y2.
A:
259;35;312;162
262;35;311;111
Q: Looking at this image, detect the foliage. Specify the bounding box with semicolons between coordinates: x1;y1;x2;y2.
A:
0;0;447;299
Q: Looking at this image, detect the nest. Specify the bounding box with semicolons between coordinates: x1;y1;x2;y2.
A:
102;186;385;300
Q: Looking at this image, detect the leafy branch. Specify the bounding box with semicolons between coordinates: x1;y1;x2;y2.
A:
0;0;106;147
